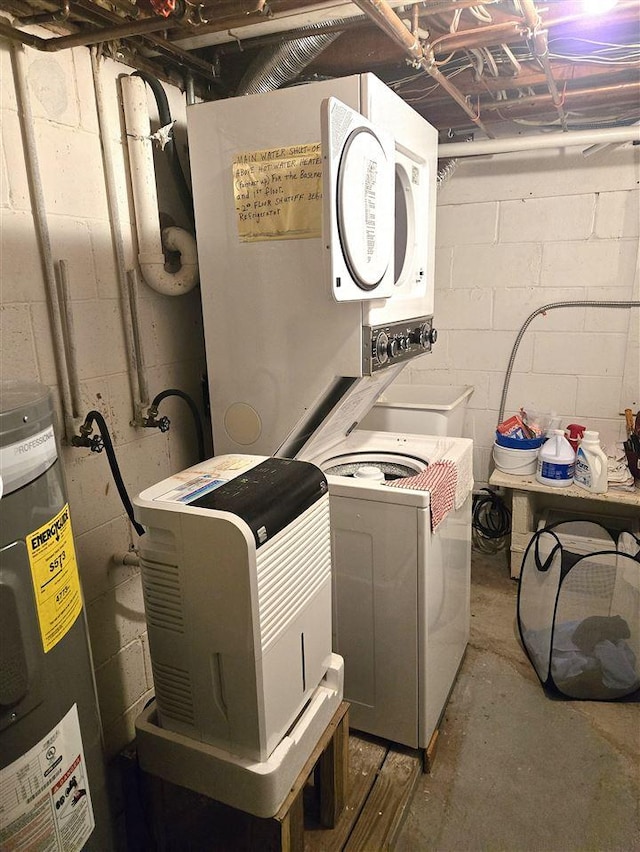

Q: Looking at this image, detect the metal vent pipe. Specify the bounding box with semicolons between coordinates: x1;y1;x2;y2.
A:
236;21;348;95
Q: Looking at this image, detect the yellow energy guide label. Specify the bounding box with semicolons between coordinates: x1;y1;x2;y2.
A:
26;503;82;652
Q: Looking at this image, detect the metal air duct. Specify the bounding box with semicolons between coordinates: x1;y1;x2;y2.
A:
235;20;349;96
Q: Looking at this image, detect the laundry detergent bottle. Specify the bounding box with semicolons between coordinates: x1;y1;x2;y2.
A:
536;429;575;487
574;430;608;493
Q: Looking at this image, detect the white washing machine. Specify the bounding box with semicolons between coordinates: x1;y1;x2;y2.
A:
188;73;438;457
299;427;472;749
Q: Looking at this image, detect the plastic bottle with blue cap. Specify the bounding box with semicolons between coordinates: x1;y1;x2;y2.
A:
574;430;608;493
536;429;575;487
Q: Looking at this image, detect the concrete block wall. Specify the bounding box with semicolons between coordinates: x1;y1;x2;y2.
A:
3;34;638;785
1;37;206;761
405;145;640;486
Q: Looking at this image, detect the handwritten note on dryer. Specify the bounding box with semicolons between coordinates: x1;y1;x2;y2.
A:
233;143;322;241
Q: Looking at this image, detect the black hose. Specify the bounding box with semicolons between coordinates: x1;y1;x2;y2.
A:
472;488;511;543
151;389;206;462
79;411;146;537
132;71;195;226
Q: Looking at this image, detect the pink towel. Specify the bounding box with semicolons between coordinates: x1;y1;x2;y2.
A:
388;460;458;531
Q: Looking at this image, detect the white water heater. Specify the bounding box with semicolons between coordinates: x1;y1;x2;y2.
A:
133;454;333;762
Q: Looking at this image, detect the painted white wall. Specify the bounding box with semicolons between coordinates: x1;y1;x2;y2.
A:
0;37;206;760
404;144;640;487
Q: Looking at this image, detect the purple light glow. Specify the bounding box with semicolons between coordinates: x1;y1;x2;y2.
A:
581;0;619;15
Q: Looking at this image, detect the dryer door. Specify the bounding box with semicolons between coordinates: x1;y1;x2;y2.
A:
322;97;395;302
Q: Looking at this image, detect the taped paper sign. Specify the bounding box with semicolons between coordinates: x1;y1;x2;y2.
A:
233;143;322;241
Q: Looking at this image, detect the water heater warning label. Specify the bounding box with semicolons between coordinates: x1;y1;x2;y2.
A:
26;504;82;653
233;143;322;241
0;704;95;852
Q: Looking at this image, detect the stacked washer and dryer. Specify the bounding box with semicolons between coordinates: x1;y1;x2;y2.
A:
187;73;472;752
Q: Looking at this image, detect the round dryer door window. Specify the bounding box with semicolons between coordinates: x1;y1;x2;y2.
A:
337;129;394;290
321;96;395;303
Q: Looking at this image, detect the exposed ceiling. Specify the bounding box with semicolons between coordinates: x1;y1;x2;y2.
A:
1;0;639;138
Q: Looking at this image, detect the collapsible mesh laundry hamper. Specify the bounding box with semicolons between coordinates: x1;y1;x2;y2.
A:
517;522;640;700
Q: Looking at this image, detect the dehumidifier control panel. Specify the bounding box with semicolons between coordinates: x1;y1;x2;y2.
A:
190;457;328;547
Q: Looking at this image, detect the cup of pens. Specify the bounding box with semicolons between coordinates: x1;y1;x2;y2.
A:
624;409;640;481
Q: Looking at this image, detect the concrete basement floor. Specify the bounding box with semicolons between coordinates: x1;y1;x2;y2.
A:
395;546;640;852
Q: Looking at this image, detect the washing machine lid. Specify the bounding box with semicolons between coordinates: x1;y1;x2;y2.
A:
294;363;406;462
322;97;395;302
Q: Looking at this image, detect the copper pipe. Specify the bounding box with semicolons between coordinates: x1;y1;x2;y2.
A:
0;8;186;52
58;16;178;49
0;17;175;52
0;20;49;50
481;80;640;112
188;0;492;38
17;0;70;26
352;0;422;58
69;0;217;83
430;21;527;54
351;0;495;137
0;3;215;85
420;0;638;29
520;0;568;131
418;0;503;14
456;63;638;96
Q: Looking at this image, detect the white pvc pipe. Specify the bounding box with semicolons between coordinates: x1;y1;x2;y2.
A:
91;48;143;423
438;125;640;158
11;42;76;440
121;74;199;296
112;551;140;567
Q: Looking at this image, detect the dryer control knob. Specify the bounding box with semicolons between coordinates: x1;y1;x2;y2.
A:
429;327;438;345
410;325;428;348
398;336;409;351
374;331;389;365
387;337;399;358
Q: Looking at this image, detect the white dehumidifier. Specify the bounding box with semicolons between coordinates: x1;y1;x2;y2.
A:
132;455;343;817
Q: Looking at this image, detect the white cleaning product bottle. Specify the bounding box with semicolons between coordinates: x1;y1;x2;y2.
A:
574;430;608;493
536;429;575;487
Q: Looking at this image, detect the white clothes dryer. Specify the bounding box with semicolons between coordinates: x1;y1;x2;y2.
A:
188;73;438;457
298;428;472;750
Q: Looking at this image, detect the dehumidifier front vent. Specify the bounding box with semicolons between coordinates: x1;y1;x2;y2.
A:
152;661;195;724
140;557;185;634
256;497;331;652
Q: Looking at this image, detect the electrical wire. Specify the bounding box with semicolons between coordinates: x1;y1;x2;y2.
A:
482;46;500;78
150;388;206;462
470;4;493;23
472;488;511;551
72;410;146;536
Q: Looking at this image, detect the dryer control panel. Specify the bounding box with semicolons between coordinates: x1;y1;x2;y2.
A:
365;316;437;373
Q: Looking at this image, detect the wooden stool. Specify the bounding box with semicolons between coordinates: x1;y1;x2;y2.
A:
135;701;349;852
247;701;349;851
